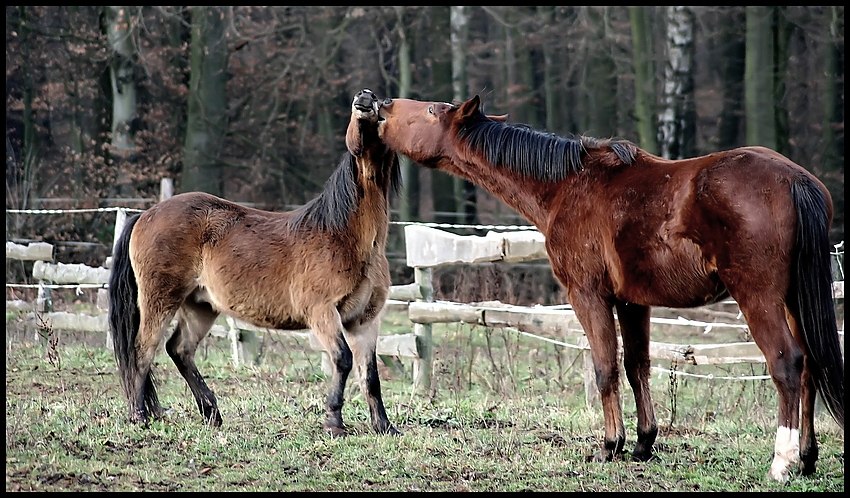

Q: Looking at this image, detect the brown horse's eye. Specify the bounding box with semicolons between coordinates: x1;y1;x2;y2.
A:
428;105;434;115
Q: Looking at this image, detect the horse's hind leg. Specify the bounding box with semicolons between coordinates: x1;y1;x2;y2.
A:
343;318;400;435
616;301;657;461
797;351;819;476
732;292;803;482
785;305;818;475
131;305;177;424
309;308;353;437
166;298;222;427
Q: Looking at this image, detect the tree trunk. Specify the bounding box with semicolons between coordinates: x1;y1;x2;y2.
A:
657;6;696;159
822;5;843;174
13;6;38;217
451;6;477;226
822;5;844;244
538;6;559;133
772;7;793;157
744;6;777;149
629;6;658;154
105;6;139;194
502;7;535;127
716;7;746;150
429;6;458;224
583;7;618;137
181;6;228;196
394;7;419;222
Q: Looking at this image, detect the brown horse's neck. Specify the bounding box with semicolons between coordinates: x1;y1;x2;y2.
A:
350;150;395;256
438;154;558;232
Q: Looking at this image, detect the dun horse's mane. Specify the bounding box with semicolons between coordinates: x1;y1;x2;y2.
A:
457;117;637;182
287;151;401;232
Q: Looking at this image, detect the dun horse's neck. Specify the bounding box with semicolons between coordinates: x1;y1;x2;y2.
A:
441;155;558;232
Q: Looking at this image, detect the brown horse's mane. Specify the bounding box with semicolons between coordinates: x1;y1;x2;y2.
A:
457;116;637;182
286;151;401;233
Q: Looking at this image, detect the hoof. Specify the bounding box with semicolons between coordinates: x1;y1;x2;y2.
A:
204;412;223;428
129;409;149;426
152;406;171;419
631;447;655;462
379;425;402;436
324;425;349;438
323;419;348;438
767;462;796;483
588;447;617;463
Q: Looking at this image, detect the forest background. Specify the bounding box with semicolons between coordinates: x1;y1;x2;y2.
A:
5;6;844;300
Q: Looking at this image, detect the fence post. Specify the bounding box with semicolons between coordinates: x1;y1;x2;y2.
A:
577;335;599;409
412;266;434;394
227;317;242;368
226;317;263;368
105;208;128;351
159;177;174;202
34;282;52;342
111;208;127;256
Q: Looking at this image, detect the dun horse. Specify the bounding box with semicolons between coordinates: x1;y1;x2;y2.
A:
108;89;401;437
375;94;843;481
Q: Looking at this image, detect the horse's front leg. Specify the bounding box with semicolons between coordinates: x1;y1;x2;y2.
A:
309;309;353;437
343;317;400;436
571;290;626;462
616;300;657;461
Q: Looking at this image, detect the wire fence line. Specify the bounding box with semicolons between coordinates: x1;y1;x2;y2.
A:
6;206;849;247
6;207;145;214
6;206;539;231
6;205;845;386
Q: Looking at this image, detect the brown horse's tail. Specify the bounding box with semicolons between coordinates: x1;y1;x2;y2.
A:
107;213;160;416
790;176;844;429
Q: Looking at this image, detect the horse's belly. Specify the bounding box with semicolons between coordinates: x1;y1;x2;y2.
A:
619;265;729;308
193;285;308;330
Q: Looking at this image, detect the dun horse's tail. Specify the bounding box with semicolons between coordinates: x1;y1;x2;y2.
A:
790;176;844;429
107;213;159;416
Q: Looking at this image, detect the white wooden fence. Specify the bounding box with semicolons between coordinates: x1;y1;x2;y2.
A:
5;212;846;407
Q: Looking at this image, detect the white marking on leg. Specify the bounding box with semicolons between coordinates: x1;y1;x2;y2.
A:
768;426;800;482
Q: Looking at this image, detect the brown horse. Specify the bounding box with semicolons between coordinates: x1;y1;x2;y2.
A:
375;94;843;481
108;89;401;437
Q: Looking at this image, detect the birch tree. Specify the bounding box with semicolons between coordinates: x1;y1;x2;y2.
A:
657;6;696;159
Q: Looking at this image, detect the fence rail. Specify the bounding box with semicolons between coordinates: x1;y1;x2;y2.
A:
6;206;846;406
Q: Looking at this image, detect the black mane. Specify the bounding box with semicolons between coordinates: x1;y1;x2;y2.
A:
457;118;636;182
287;151;401;232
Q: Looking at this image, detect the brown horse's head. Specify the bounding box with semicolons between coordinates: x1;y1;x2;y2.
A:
377;95;507;167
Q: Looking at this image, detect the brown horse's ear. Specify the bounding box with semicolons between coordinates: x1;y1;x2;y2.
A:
487;114;509;122
457;95;481;121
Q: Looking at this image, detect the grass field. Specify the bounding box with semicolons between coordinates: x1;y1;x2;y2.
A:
5;309;845;492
